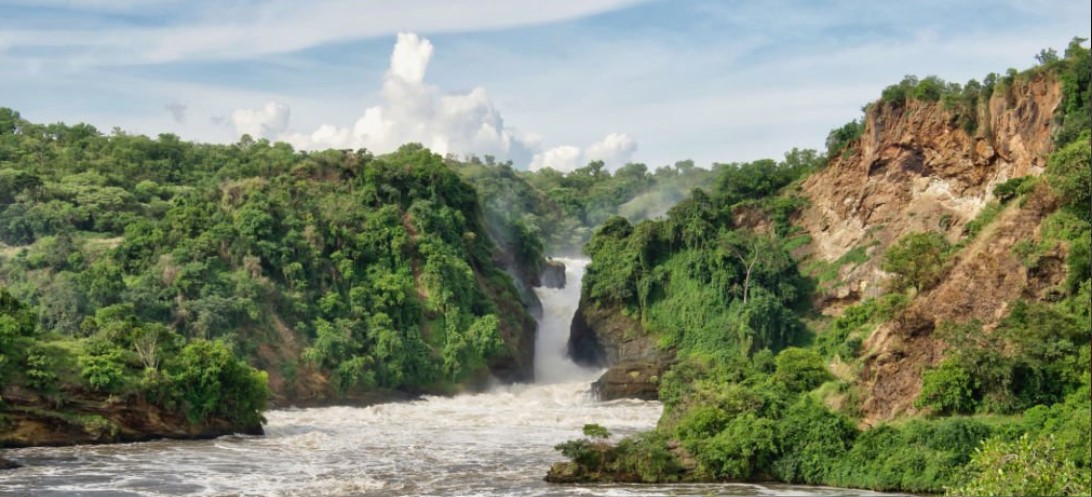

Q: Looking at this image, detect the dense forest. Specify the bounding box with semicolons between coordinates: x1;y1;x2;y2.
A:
549;39;1091;496
0;101;713;446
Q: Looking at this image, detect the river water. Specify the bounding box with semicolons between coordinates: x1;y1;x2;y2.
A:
0;258;897;497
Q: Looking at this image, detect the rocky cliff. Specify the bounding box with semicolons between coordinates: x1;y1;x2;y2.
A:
799;73;1061;307
568;299;673;400
796;72;1067;423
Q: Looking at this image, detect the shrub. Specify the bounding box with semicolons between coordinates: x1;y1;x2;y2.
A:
78;339;126;392
774;396;857;484
1046;132;1091;221
772;347;832;393
992;176;1029;203
947;435;1092;497
882;231;950;292
160;339;269;425
917;359;977;414
695;413;778;479
825;119;863;158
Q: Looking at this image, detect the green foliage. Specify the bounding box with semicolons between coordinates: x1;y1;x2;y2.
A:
773;397;857;484
772;348;832;393
78;338;126;392
947;435;1092;497
0;113;545;416
826;120;863;158
1046;132;1091;222
918;360;978;415
816;294;907;360
992;176;1030;203
919;300;1089;415
24;343;60;391
583;423;611;439
159;339;269;426
882;231;950;292
1054;37;1091;146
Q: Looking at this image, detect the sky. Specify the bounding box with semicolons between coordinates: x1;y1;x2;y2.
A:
1;0;1089;171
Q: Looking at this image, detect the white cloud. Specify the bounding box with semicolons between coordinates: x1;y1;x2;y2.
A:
528;133;638;172
529;145;582;172
585;132;637;166
231;101;290;139
2;0;643;65
276;33;618;168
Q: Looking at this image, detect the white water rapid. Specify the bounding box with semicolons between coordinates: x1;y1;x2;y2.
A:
0;257;900;496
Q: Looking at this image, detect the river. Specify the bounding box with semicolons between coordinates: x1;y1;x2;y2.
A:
0;259;898;496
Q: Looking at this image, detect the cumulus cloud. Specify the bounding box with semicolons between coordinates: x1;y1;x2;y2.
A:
275;33;539;165
529;133;637;172
239;33;635;169
585;132;638;166
529;145;582;172
231;101;290;139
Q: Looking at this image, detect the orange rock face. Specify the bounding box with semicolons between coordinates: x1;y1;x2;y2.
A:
797;73;1066;423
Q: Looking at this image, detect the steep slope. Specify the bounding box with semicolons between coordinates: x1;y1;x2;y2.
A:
799;72;1061;308
551;42;1089;494
796;71;1072;422
0;120;544;447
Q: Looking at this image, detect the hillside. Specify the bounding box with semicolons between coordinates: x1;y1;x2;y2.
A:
0;126;544;445
552;40;1090;495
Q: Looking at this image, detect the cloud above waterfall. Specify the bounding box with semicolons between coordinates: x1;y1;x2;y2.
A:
232;32;635;169
529;133;638;172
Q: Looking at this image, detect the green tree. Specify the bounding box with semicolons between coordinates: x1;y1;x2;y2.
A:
882;231;950;292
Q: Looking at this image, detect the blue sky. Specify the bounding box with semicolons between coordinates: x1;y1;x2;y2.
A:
1;0;1088;170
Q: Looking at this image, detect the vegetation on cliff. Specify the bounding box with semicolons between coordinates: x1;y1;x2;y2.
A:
554;39;1091;495
0;97;717;446
0;117;548;442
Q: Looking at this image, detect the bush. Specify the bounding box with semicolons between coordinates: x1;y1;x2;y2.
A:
78;339;126;392
160;339;269;425
773;396;857;484
947;435;1092;497
1046;132;1091;221
773;347;832;393
882;231;950;292
992;176;1030;203
917;360;977;414
695;413;778;479
826;119;863;158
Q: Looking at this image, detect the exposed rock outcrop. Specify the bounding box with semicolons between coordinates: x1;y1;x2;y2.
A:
568;299;674;400
798;73;1061;307
0;387;262;449
797;72;1065;423
592;360;669;401
540;259;567;289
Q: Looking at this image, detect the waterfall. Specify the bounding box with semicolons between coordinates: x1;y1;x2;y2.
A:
532;257;600;384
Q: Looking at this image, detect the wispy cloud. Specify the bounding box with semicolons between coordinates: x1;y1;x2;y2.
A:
1;0;645;65
1;0;1086;170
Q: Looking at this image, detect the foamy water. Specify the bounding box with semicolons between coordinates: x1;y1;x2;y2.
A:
0;258;901;497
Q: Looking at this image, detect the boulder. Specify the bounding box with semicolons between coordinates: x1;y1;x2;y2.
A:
592;360;667;401
0;456;20;470
540;259;567;289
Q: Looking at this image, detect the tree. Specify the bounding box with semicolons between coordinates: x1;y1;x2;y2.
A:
882;231;950;292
